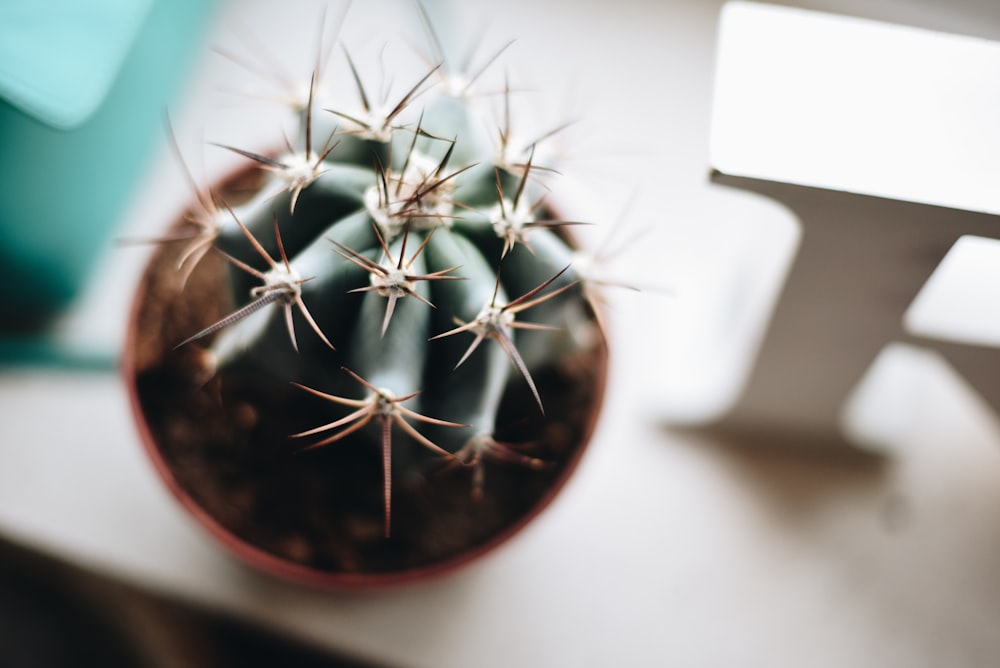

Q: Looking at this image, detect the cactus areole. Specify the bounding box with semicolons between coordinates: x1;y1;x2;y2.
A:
123;20;608;589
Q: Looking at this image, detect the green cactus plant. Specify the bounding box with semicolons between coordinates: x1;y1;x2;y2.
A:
126;6;610;582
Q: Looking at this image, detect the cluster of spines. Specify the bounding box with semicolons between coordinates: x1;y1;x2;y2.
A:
153;10;613;537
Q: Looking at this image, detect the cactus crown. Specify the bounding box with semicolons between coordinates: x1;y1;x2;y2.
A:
161;7;600;538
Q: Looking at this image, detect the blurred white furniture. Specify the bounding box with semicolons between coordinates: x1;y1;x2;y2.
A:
706;2;1000;450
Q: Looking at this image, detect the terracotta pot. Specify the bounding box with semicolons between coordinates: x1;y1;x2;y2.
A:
122;164;608;590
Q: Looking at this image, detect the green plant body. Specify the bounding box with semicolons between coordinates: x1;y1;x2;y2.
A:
159;10;601;538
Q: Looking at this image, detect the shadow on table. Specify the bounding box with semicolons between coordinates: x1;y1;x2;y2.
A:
0;536;389;668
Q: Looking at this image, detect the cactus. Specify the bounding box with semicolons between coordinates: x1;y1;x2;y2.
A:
128;5;608;574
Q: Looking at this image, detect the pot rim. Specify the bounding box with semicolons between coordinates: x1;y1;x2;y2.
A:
120;165;609;591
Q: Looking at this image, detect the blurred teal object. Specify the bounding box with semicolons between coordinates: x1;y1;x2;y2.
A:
0;0;219;334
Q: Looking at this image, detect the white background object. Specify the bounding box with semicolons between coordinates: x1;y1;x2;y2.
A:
906;235;1000;346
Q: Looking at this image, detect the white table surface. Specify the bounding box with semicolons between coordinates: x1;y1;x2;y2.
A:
4;1;1000;666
